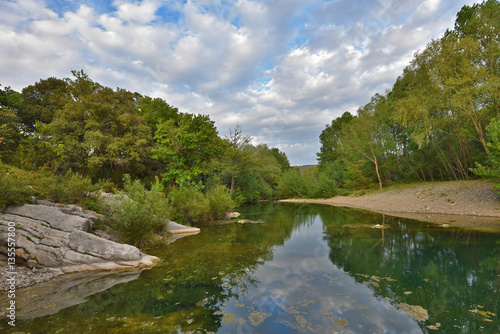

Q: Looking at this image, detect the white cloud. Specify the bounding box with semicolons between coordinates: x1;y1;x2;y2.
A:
416;0;441;18
114;0;159;23
0;0;478;165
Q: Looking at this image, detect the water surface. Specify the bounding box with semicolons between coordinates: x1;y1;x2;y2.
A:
2;203;499;333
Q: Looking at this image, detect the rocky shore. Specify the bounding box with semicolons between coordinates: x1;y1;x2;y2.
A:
0;254;63;290
281;180;500;232
0;201;157;290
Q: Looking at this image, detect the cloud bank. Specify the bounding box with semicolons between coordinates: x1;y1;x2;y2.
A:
0;0;477;165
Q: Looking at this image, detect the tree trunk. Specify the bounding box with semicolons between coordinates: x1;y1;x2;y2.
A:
370;144;383;189
375;160;383;189
230;172;234;197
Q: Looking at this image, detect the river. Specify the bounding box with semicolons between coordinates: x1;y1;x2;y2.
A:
2;203;499;333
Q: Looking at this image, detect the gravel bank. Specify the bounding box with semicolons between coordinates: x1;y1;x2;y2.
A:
281;180;500;232
0;255;63;291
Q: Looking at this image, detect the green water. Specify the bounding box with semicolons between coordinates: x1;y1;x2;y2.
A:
2;203;500;333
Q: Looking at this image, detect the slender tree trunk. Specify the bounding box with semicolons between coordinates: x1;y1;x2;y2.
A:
370;145;383;189
467;102;491;156
375;160;383;189
230;172;234;197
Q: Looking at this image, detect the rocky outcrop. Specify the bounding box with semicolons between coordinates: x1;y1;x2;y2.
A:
166;220;201;235
0;203;158;274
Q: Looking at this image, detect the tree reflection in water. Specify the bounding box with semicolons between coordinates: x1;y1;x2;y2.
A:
4;203;498;333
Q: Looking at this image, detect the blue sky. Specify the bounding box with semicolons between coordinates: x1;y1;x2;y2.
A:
0;0;477;165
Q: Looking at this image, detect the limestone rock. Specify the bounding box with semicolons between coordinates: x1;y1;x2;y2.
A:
5;204;92;232
166;220;200;235
225;212;241;219
0;203;158;280
26;259;37;269
68;230;141;262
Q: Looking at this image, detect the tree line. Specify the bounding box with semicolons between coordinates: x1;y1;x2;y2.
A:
314;0;500;191
1;1;498;216
0;69;294;246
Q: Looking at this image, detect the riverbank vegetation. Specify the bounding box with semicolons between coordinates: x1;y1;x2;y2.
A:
286;0;500;197
0;69;289;245
1;1;499;245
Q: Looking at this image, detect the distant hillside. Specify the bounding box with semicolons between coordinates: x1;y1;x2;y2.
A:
292;165;318;174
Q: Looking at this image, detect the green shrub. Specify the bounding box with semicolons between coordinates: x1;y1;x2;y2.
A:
167;183;210;224
320;161;346;187
110;175;168;248
0;168;35;211
229;187;246;206
35;170;99;205
206;185;236;219
277;169;313;198
100;180;117;194
313;174;338;198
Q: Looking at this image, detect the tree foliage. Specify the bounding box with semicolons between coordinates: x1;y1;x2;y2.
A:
311;0;500;192
0;68;291;233
153;113;225;187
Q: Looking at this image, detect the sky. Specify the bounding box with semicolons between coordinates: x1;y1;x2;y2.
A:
0;0;478;166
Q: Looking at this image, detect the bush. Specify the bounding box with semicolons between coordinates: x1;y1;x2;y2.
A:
206;185;236;219
110;175;168;247
0;167;35;211
166;183;236;223
313;174;338;198
167;183;210;224
277;169;313;198
35;170;99;205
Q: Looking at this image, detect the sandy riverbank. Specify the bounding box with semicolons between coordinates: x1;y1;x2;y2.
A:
280;180;500;232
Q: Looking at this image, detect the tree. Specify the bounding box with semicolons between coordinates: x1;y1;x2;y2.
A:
134;94;180;133
391;36;486;180
471;119;500;177
82;87;154;183
34;72;155;183
269;147;291;172
433;34;494;156
20;77;69;132
0;86;23;162
249;144;282;186
153;113;225;187
224;124;253;197
340;102;385;189
317;111;354;166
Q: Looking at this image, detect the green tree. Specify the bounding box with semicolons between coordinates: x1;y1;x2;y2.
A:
391;37;483;180
270;147;291;172
471;120;500;177
317;111;354;166
134;94;180;133
153;113;225;187
20;77;69;132
340;102;385;189
34;72;154;183
224;124;253;197
0;87;22;162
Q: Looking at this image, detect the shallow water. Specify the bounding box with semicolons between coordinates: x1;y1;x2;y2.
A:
2;203;499;333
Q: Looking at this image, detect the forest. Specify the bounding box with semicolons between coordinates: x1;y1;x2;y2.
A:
0;70;290;246
309;0;500;193
0;1;499;245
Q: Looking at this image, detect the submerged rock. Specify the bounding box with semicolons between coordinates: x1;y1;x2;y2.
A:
398;303;429;322
237;219;265;224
